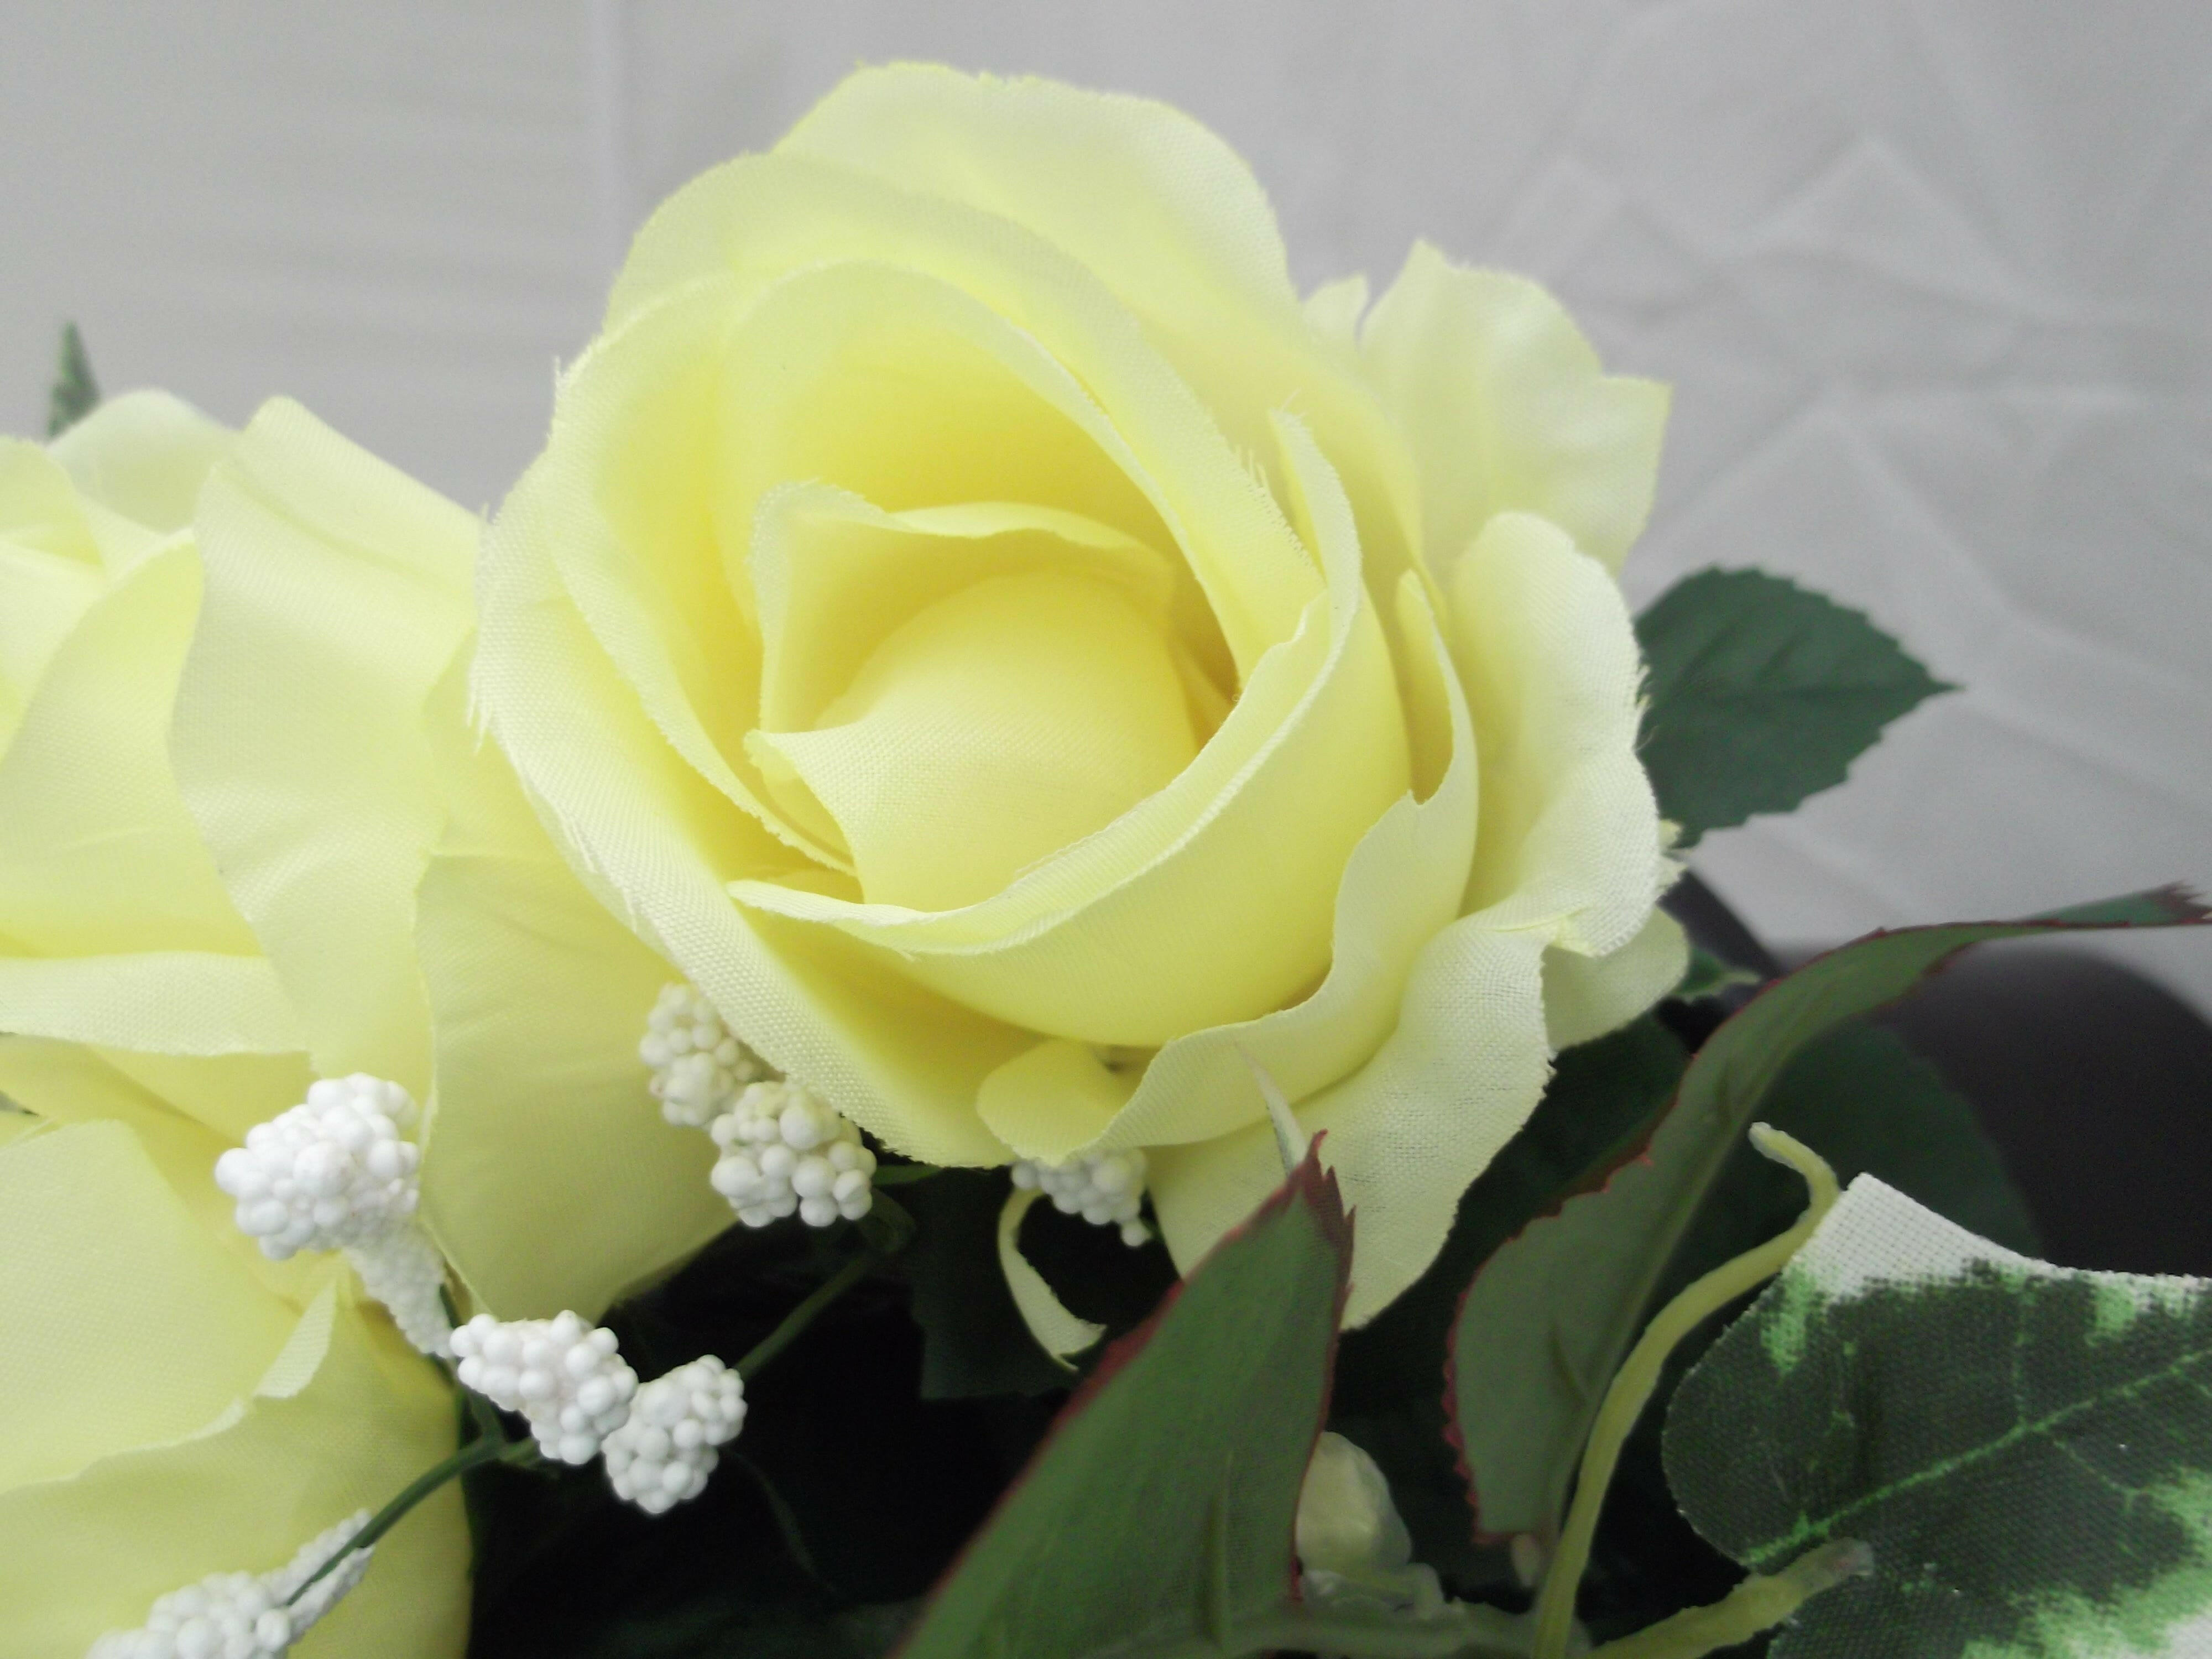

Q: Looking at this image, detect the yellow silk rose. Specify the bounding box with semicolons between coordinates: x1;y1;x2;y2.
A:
0;390;319;1227
0;398;467;1653
474;65;1683;1322
0;1120;466;1658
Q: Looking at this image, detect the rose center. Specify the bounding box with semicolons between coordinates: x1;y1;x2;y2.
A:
748;565;1199;912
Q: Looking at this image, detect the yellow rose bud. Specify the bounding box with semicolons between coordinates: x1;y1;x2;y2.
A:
470;65;1686;1323
0;1120;467;1657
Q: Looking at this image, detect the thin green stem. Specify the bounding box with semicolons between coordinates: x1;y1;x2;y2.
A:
869;1163;943;1187
286;1430;536;1606
433;1287;506;1443
1583;1539;1872;1659
737;1250;881;1380
1530;1126;1840;1659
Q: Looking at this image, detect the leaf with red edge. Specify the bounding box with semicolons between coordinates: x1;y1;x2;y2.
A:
895;1149;1352;1659
1449;888;2209;1546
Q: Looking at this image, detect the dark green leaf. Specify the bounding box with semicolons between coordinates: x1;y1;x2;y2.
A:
45;322;99;439
1666;1178;2212;1659
1450;891;2203;1543
1636;568;1952;844
900;1168;1072;1400
896;1152;1350;1659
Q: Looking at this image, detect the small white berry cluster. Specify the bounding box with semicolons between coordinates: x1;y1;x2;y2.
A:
639;983;770;1128
1011;1149;1152;1246
214;1075;420;1257
602;1355;748;1515
214;1075;452;1355
708;1079;876;1229
86;1510;372;1658
452;1312;639;1465
346;1225;456;1360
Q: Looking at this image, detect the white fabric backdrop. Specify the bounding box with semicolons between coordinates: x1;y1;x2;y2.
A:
6;2;2209;1011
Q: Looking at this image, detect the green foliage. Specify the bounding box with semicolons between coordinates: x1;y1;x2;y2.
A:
1672;946;1760;1003
900;1169;1072;1399
45;322;99;439
1334;1017;1688;1585
1666;1179;2212;1659
463;1222;1050;1656
1685;1022;2037;1267
1569;1024;2041;1641
1449;892;2201;1551
1636;568;1951;844
896;1152;1350;1659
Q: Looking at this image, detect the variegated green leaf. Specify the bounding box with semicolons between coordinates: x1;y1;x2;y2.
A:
1666;1176;2212;1659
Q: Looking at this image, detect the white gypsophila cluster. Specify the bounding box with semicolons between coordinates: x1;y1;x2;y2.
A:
639;982;771;1128
1011;1149;1151;1246
86;1510;372;1659
708;1080;876;1229
346;1224;454;1358
212;1074;452;1357
452;1312;638;1465
214;1075;420;1258
602;1354;748;1515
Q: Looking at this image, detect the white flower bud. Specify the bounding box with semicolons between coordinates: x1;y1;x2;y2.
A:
602;1354;747;1515
1295;1432;1443;1616
213;1076;419;1258
706;1081;875;1229
1010;1149;1151;1245
452;1312;638;1464
86;1510;373;1658
213;1076;453;1356
639;982;770;1128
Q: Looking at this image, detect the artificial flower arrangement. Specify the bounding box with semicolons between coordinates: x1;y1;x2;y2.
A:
3;65;2206;1659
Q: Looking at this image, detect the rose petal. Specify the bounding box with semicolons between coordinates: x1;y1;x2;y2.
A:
0;1126;466;1656
47;390;233;539
174;401;476;1094
1090;562;1478;1154
0;545;258;971
1150;919;1553;1327
1364;242;1668;575
755;567;1197;914
778;66;1426;608
606;156;1318;679
997;1186;1103;1364
0;1039;313;1287
1449;512;1671;953
478;450;1025;1166
977;1039;1140;1165
0;1121;294;1488
414;658;738;1321
1542;911;1690;1052
750;489;1182;738
0;952;299;1058
729;416;1406;1048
